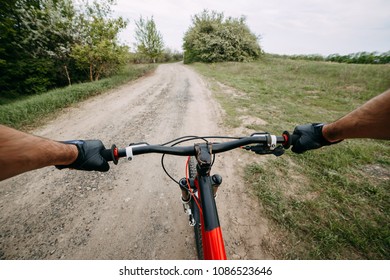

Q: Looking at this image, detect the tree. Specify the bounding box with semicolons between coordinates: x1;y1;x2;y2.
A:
0;0;85;95
16;0;78;86
70;0;129;81
0;0;61;96
183;10;262;63
134;16;164;63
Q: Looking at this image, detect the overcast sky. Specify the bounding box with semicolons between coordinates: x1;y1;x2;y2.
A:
113;0;390;55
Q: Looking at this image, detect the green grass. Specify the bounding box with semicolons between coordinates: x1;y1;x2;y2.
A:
191;55;390;259
0;64;156;129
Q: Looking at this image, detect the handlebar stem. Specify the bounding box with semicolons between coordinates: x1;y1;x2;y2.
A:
194;143;213;175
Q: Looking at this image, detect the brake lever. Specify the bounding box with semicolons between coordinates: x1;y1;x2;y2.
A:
243;145;285;157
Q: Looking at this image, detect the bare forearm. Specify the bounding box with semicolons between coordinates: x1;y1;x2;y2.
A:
323;89;390;142
0;125;78;181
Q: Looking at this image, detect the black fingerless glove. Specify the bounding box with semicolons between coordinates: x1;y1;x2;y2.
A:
56;140;109;172
291;123;342;154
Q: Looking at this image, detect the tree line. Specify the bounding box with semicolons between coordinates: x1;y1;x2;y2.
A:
285;51;390;64
10;3;385;101
1;4;263;99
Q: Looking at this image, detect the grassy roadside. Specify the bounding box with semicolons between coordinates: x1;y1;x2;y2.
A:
0;64;156;130
191;56;390;259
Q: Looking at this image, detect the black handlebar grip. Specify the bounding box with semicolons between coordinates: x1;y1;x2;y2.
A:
291;134;299;147
100;144;119;165
101;149;113;161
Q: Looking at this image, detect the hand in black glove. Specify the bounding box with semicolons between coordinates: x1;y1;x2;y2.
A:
291;123;342;154
56;140;109;172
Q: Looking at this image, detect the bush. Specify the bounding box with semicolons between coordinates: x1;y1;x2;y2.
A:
159;48;183;63
183;10;262;63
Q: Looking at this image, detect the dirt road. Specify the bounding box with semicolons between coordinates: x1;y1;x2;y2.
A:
0;63;272;260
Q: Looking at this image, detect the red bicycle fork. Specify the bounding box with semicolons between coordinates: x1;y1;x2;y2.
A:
179;172;226;259
195;143;227;260
197;175;227;260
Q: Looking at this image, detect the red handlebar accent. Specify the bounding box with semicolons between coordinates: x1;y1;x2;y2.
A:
282;131;292;149
113;146;119;163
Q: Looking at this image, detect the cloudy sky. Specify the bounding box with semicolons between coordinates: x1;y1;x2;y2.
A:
113;0;390;55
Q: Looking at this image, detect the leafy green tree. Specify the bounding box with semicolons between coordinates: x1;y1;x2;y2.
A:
0;0;50;97
0;0;82;96
183;10;262;63
15;0;78;86
70;0;129;81
134;16;164;63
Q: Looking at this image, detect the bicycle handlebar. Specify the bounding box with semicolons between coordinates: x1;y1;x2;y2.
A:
100;131;299;164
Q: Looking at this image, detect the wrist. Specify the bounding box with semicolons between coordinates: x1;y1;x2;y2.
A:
57;143;79;165
322;123;342;143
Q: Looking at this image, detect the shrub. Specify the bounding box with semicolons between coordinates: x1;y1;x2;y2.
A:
183;10;262;63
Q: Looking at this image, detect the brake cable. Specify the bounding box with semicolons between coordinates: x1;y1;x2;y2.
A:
160;135;240;185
